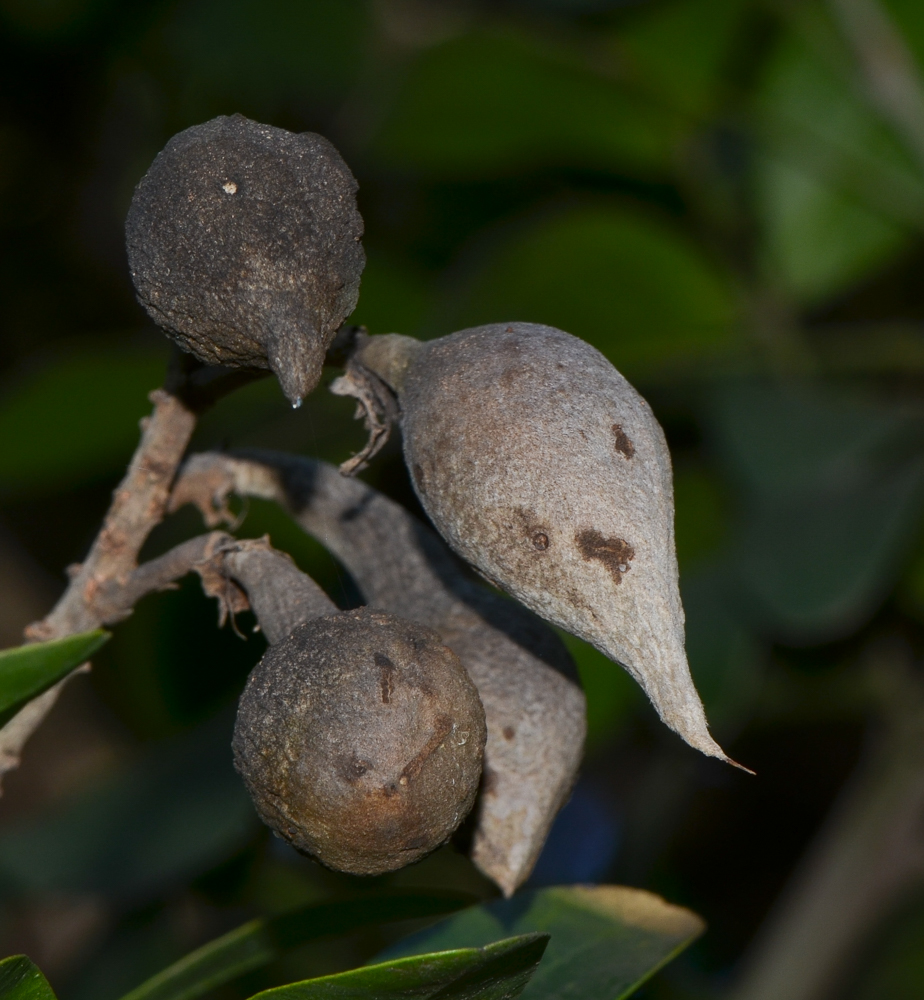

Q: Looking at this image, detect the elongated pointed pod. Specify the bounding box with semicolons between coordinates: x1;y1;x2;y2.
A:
125;114;364;405
345;323;739;766
205;538;486;875
171;451;586;895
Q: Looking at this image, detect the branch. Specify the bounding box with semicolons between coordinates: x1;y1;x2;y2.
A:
170;449;587;896
0;389;198;788
729;644;924;1000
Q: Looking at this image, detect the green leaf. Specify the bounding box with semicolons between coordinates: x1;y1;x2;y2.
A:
380;885;705;1000
435;203;740;378
709;382;924;641
248;933;548;1000
0;714;256;901
119;891;477;1000
754;27;924;302
163;0;370;112
0;630;109;728
370;29;680;177
618;0;749;118
0;955;56;1000
0;345;168;497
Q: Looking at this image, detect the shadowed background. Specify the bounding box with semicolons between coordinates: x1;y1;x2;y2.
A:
2;0;924;998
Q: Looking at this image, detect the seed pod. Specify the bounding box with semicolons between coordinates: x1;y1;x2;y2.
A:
233;607;486;874
171;451;586;895
125;114;364;406
346;323;738;766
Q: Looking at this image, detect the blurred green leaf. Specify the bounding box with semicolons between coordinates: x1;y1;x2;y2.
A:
370;29;680;177
884;0;924;76
120;891;477;1000
709;381;924;640
854;895;924;999
565;633;642;749
381;885;704;1000
0;0;105;39
249;934;547;1000
0;346;167;497
348;253;431;336
0;955;56;1000
618;0;748;117
754;28;924;302
163;0;371;111
682;568;762;735
0;629;109;727
0;714;256;901
436;203;740;376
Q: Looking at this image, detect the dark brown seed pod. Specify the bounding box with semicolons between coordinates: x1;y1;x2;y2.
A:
125;114;364;406
232;607;487;875
341;323;743;767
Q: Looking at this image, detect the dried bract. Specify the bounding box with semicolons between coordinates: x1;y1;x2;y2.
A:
233;608;486;874
126;114;364;405
348;322;735;765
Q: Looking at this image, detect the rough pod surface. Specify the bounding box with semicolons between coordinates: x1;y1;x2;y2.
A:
125;114;364;405
233;607;487;874
357;322;732;763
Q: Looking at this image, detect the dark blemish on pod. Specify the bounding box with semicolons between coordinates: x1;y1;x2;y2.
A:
374;652;396;703
341;756;371;782
412;463;426;492
532;532;549;551
575;528;635;584
503;726;516;741
400;716;454;784
612;424;635;458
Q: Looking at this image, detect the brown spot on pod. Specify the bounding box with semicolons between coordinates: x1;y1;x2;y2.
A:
612;424;635;458
232;608;486;875
575;529;635;584
126;114;364;406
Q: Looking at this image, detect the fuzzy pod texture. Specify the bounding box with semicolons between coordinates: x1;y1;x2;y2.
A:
126;114;364;406
358;322;734;764
233;608;487;875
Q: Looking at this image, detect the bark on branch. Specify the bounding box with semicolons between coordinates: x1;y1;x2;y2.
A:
0;389;198;787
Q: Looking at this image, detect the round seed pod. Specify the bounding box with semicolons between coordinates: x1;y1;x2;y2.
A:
125;114;364;406
232;607;487;875
350;323;738;766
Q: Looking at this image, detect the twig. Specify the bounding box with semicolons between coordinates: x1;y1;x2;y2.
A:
729;644;924;1000
0;389;198;788
170;449;587;896
28;389;197;639
828;0;924;174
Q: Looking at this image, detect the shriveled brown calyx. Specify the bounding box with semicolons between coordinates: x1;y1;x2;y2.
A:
171;450;586;896
342;322;740;767
233;608;486;875
126;114;365;406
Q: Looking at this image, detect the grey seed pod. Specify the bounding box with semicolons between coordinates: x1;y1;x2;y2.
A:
125;114;364;406
347;323;739;766
171;451;586;895
233;608;486;875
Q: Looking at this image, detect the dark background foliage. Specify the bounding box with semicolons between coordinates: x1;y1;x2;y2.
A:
2;0;924;997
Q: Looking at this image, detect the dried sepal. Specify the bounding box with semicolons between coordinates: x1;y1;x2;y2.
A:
329;358;398;475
